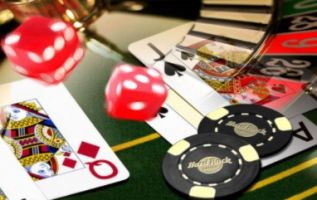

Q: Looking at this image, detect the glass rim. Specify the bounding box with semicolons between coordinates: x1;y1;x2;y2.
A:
3;0;37;5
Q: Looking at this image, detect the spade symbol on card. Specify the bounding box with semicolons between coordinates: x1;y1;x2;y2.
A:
164;62;186;77
156;107;169;118
180;51;194;60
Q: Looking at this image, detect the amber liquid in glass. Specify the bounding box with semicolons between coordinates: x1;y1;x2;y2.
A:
4;0;104;28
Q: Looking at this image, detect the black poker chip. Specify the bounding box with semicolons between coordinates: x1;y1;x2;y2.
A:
198;104;293;157
162;134;260;199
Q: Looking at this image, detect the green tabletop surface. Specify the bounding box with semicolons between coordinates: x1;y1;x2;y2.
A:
1;12;317;200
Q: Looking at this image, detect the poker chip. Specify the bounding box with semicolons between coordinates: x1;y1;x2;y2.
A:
162;134;260;199
198;104;293;157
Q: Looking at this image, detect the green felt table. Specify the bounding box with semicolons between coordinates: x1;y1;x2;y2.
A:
1;10;317;200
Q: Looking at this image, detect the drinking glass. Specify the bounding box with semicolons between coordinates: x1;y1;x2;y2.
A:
0;0;106;29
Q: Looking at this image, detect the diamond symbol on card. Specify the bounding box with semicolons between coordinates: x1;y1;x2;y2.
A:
62;158;77;169
77;141;100;158
63;152;71;157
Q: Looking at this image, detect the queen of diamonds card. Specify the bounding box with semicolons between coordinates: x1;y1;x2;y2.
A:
1;99;84;181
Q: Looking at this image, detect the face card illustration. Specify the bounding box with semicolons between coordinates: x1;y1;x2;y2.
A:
171;47;241;90
0;131;47;200
171;34;254;91
0;189;8;200
171;34;308;112
171;48;264;102
219;74;305;112
172;48;305;113
0;80;129;200
175;34;254;67
1;100;84;181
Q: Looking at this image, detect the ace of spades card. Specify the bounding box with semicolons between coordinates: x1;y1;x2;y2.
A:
0;80;129;199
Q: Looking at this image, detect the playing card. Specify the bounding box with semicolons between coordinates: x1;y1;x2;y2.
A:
176;34;254;66
171;47;241;89
146;102;197;144
223;74;305;111
262;107;317;167
283;92;317;118
172;46;305;113
1;99;85;178
0;134;47;200
0;80;129;200
157;52;229;115
0;189;7;200
128;22;194;67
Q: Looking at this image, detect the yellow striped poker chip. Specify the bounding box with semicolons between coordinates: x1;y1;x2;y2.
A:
162;134;260;199
198;104;293;157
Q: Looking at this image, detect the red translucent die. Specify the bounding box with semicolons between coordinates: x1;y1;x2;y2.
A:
105;64;168;121
1;16;84;84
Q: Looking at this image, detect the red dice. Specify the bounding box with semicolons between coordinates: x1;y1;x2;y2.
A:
105;64;168;121
1;16;84;84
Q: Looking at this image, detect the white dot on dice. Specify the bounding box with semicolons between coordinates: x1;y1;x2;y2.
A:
64;28;75;41
64;57;75;71
123;80;138;90
5;34;20;45
54;37;65;51
116;84;122;96
14;65;28;75
28;52;43;63
129;102;146;111
135;74;149;83
120;64;134;73
43;46;55;61
73;48;84;61
40;73;54;83
3;45;16;57
152;84;165;94
50;22;67;32
147;69;160;77
54;68;66;80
